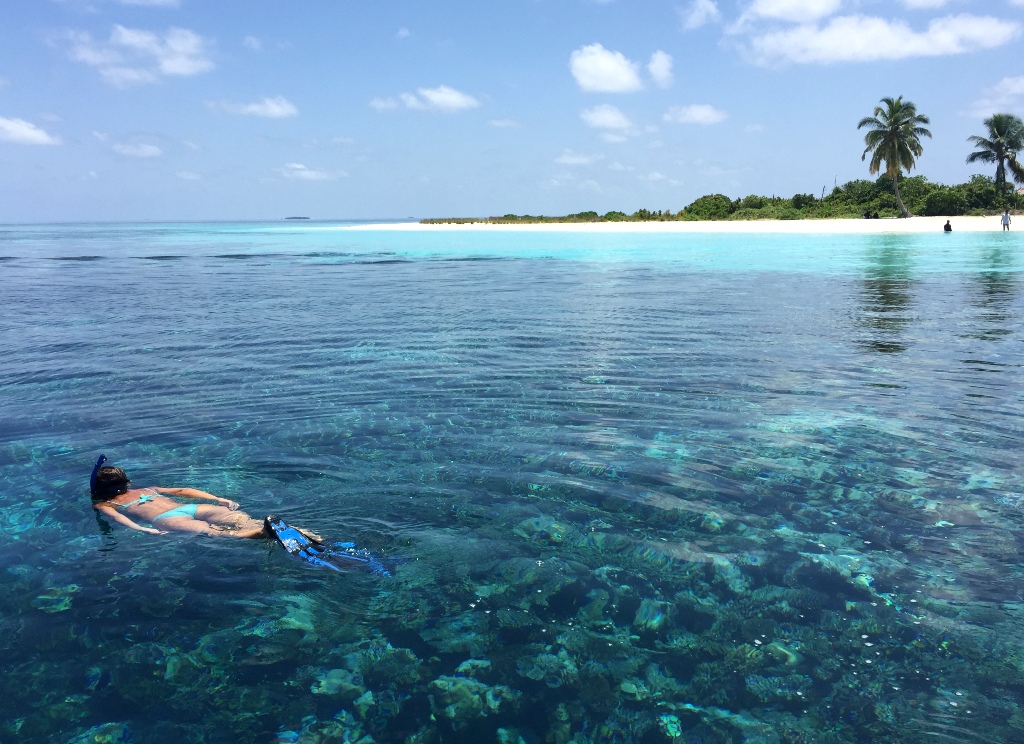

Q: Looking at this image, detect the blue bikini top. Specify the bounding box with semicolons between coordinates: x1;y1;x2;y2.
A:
115;493;155;511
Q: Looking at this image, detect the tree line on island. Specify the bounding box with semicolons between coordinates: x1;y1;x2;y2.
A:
422;100;1024;224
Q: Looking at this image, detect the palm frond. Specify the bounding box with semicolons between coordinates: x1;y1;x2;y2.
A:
1008;156;1024;185
966;150;997;164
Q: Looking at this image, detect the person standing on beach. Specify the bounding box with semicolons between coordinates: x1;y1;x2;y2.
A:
1002;209;1012;231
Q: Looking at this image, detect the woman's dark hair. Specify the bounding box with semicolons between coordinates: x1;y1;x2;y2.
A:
92;466;130;500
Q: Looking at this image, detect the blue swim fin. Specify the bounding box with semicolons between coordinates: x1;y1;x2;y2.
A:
264;515;391;576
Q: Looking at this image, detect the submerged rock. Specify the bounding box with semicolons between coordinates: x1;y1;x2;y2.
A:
277;710;374;744
514;515;574;545
66;722;133;744
310;668;365;697
428;675;521;727
516;649;579;688
32;584;80;614
658;713;684;739
454;658;491;678
496;728;530;744
745;674;812;702
633;598;670;632
359;641;423;688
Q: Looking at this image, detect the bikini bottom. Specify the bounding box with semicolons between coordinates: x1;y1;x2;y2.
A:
153;504;200;521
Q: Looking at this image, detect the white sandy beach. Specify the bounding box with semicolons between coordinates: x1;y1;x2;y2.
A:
345;215;1012;234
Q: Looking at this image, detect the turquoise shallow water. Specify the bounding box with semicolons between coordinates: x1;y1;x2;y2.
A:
1;222;1023;743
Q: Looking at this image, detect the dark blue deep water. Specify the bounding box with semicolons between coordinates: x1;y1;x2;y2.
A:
2;223;1023;744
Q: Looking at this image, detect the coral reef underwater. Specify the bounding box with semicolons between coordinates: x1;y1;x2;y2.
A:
4;405;1024;744
1;230;1023;743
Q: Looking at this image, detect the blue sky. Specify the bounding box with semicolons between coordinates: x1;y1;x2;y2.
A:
2;0;1023;221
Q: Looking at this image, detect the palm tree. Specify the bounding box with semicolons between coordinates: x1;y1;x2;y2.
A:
966;113;1024;193
858;97;932;218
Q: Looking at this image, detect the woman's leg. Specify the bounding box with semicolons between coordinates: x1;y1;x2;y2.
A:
150;515;241;537
194;504;268;538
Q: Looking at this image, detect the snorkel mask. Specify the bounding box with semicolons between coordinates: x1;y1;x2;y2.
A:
90;454;108;496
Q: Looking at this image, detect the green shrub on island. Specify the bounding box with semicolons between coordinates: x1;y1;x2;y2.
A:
680;194;733;221
421;174;1021;224
921;188;968;217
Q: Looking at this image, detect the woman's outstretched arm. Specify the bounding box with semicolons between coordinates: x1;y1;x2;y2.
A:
93;503;167;535
152;487;239;510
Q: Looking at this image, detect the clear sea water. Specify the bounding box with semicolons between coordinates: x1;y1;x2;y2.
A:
1;222;1023;744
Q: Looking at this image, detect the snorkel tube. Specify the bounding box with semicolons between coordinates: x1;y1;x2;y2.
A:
90;454;108;497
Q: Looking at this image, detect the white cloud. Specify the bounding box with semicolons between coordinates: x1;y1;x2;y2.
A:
176;171;201;180
0;117;61;145
208;96;298;118
370;96;398;110
112;26;212;75
682;0;722;30
581;104;633;131
570;43;643;93
113;142;162;157
92;130;108;141
741;0;842;24
0;75;9;89
555;149;605;165
748;14;1021;65
243;36;263;52
400;92;424;110
397;27;412;39
969;75;1024;117
641;171;679;185
902;0;950;7
415;85;480;112
648;51;674;88
382;86;480;112
581;104;636;143
489;118;520;128
104;67;160;87
664;104;729;125
281;163;344;181
66;25;214;87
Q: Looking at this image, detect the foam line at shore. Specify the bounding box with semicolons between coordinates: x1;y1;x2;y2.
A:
342;216;1011;234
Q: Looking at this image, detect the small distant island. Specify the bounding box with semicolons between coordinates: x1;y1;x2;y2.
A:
285;216;311;220
422;174;1021;225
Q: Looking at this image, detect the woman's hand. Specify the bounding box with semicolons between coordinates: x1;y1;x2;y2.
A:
221;499;240;511
142;527;168;535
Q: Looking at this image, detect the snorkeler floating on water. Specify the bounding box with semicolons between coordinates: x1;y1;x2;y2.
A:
89;455;390;574
90;455;267;538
